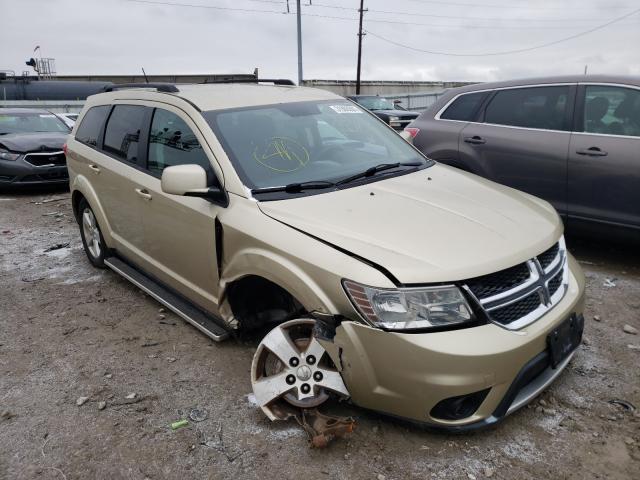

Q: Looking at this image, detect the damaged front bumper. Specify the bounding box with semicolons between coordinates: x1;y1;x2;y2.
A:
320;255;586;430
0;154;69;186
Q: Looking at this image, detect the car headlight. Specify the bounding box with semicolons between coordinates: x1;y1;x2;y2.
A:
343;280;475;331
0;150;20;161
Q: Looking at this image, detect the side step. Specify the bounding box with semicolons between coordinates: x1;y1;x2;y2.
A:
105;256;230;342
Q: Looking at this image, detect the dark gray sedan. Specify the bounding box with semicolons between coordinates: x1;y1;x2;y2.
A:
408;75;640;235
0;108;70;187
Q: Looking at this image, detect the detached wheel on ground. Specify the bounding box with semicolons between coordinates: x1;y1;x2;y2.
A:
78;198;107;268
251;318;350;421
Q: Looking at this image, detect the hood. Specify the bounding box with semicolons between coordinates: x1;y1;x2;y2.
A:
373;109;419;119
0;132;68;153
258;165;562;284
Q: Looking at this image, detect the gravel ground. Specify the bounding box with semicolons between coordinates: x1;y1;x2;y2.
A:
1;188;639;480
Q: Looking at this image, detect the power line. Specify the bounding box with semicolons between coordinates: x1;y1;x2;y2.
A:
398;0;636;10
126;1;639;30
364;6;640;56
305;1;636;23
126;0;285;14
299;10;639;30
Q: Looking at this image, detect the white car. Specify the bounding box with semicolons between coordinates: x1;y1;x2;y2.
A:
55;112;79;128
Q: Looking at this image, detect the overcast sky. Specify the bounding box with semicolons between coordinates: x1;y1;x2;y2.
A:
2;0;639;82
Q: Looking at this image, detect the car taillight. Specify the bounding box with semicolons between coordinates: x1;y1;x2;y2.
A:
63;143;68;155
404;127;420;139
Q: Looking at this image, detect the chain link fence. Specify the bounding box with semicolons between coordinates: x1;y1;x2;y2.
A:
382;91;446;112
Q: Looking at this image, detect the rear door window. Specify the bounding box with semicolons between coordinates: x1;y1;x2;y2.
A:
484;86;570;131
75;105;110;147
103;105;147;162
582;85;640;137
439;92;487;121
147;108;211;177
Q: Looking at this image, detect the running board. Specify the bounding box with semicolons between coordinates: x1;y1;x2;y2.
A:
104;257;230;342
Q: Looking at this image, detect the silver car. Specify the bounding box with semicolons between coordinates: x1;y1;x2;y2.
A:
409;75;640;235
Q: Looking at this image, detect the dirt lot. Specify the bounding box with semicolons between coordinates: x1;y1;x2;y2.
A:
1;188;639;480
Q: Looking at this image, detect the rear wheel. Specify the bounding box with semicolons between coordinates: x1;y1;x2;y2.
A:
78;199;106;268
251;319;349;420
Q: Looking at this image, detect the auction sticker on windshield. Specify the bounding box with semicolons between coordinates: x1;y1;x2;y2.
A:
329;105;362;114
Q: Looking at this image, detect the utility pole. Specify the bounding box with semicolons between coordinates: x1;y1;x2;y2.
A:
356;0;366;94
296;0;303;85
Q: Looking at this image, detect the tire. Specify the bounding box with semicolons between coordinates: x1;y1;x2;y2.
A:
78;198;107;268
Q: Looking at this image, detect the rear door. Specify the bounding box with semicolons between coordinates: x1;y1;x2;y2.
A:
568;84;640;228
69;104;111;196
459;85;576;215
413;91;488;165
132;105;224;313
96;103;152;264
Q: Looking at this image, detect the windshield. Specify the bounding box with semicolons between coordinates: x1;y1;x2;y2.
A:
0;112;70;135
204;100;429;192
352;96;395;111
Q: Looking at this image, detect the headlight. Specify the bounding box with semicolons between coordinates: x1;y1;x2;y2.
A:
0;150;20;161
343;280;475;331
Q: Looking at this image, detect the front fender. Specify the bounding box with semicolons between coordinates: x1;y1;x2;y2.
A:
71;174;115;248
219;247;339;318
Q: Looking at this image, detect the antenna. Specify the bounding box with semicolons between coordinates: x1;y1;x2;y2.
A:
142;67;149;83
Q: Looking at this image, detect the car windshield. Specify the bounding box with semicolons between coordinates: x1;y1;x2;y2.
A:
353;96;395;111
0;112;70;135
204;100;429;193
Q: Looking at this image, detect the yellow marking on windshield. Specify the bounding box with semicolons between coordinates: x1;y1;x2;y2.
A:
253;137;310;173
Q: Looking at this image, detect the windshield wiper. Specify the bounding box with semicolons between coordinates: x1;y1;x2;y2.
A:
336;161;423;186
251;180;337;195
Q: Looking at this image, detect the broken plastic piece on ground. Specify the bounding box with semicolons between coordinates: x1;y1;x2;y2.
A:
32;197;69;205
295;408;356;448
608;399;636;411
171;419;189;430
44;242;70;252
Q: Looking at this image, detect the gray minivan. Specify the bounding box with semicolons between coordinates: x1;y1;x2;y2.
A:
409;75;640;235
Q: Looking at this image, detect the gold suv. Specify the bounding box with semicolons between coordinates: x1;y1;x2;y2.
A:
66;81;585;430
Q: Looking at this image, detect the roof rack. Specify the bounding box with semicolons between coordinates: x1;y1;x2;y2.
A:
103;83;179;93
202;78;295;86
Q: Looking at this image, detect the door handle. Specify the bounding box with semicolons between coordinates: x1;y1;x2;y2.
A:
576;147;607;157
464;136;486;145
135;188;152;201
88;164;101;174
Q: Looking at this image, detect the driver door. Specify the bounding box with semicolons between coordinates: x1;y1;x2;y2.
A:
134;105;225;313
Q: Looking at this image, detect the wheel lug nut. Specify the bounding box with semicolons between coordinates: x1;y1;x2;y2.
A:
289;357;299;367
300;383;310;394
313;371;323;382
286;374;296;385
306;355;316;365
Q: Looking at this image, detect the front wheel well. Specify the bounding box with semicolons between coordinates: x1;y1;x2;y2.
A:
225;275;306;331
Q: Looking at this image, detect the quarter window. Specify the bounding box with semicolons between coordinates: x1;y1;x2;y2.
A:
75;106;110;147
440;92;487;121
103;105;147;162
583;85;640;137
484;86;570;131
147;109;211;176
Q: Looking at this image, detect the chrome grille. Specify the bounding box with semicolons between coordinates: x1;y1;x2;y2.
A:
463;238;569;330
538;242;560;270
466;262;530;299
489;291;542;325
547;269;563;297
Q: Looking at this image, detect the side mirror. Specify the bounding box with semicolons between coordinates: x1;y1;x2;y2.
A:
161;164;228;206
393;99;402;106
161;164;207;195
